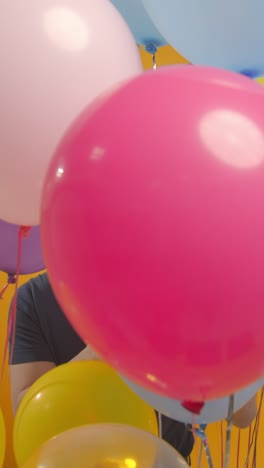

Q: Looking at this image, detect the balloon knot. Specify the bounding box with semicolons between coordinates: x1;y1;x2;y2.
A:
19;226;31;238
0;274;17;299
145;42;158;55
7;274;16;285
181;400;205;414
239;68;260;79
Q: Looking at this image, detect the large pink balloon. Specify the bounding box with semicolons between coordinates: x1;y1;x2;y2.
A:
0;0;142;226
41;66;264;401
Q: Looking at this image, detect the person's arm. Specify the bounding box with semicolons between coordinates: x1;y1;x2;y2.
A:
10;361;55;413
232;396;257;429
8;282;102;414
70;345;102;363
8;282;56;414
10;345;101;414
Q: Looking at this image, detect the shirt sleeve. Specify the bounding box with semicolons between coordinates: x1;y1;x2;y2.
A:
158;413;194;459
8;283;54;365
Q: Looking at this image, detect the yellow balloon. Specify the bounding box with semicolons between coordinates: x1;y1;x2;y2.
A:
0;409;6;468
14;362;158;466
255;76;264;86
22;423;187;468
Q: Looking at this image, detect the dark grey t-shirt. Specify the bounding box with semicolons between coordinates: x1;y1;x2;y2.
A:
10;273;194;461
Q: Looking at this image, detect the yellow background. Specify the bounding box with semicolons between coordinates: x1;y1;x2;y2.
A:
0;45;263;467
0;272;42;468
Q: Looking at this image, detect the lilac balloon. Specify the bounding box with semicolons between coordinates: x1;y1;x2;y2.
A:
0;220;44;274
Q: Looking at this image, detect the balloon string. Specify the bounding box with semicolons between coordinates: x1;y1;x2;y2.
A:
247;425;252;467
225;395;234;468
251;438;257;468
152;53;157;70
251;388;263;468
236;430;241;468
194;425;214;468
243;391;263;468
198;438;203;468
192;413;197;444
220;421;224;468
0;274;16;299
0;226;31;384
137;43;158;69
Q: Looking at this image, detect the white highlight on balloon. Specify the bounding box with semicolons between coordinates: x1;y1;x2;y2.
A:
146;373;167;389
200;110;264;168
90;146;105;161
43;7;89;52
124;459;137;468
56;167;64;178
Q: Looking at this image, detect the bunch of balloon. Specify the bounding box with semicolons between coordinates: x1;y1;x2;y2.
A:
41;64;264;403
13;361;158;466
22;424;188;468
0;0;142;227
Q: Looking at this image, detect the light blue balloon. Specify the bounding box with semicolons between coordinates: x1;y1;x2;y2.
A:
122;376;263;424
143;0;264;75
111;0;167;50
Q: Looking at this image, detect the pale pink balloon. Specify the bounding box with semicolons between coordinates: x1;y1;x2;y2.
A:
0;0;142;226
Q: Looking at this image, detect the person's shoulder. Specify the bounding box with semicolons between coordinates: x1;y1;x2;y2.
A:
18;272;47;291
17;273;50;301
9;274;49;322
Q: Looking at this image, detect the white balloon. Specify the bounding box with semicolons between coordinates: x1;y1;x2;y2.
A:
122;377;263;424
0;0;142;226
